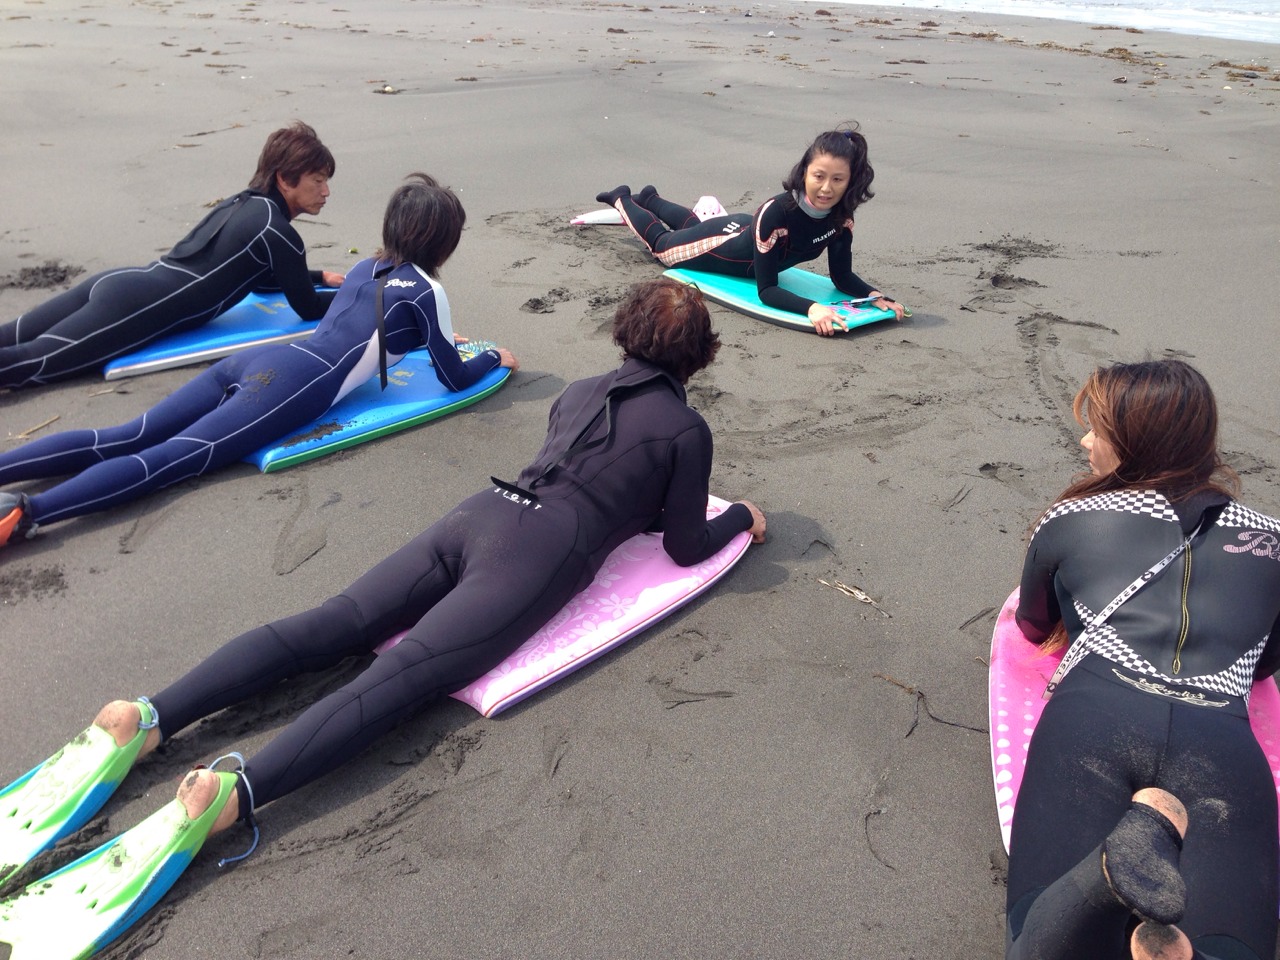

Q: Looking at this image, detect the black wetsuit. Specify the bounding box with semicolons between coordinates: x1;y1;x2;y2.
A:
0;186;334;388
1008;489;1280;960
147;358;752;812
609;190;875;315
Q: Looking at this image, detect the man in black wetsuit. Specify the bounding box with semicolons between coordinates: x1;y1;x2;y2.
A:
0;121;345;389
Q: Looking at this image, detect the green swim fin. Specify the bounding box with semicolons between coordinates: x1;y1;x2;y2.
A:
0;766;239;959
0;700;156;887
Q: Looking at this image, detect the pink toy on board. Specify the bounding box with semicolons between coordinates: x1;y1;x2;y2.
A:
989;587;1280;853
376;496;752;717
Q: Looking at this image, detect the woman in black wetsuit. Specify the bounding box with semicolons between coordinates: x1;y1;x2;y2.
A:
0;121;345;389
1007;360;1280;960
595;125;907;336
0;277;764;921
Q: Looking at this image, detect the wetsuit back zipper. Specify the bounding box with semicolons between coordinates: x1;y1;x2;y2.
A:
1171;537;1193;674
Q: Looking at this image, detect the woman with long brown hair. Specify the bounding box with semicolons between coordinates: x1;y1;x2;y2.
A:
1006;359;1280;960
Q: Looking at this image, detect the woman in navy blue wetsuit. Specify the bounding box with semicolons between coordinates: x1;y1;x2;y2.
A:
0;173;518;549
0;276;764;892
0;121;345;389
1006;360;1280;960
596;125;907;336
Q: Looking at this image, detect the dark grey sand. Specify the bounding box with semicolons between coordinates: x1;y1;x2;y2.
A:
1;1;1278;956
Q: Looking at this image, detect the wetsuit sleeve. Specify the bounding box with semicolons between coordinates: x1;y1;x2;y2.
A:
659;421;753;567
411;289;501;392
752;202;815;317
256;218;336;320
1256;612;1280;680
827;225;875;299
1016;521;1061;644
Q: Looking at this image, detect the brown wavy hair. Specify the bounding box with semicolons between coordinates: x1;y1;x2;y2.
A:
377;173;466;277
1035;359;1239;651
248;121;335;193
612;278;720;383
781;124;875;221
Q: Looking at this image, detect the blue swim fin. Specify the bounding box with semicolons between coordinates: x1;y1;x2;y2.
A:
0;701;156;887
0;768;238;959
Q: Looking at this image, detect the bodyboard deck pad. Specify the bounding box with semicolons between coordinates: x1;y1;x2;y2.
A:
102;289;334;380
244;343;509;473
988;587;1280;853
662;266;897;333
377;496;752;717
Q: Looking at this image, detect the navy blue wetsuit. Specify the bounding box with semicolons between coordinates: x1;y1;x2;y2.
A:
145;358;753;811
1007;490;1280;960
0;186;335;388
609;190;875;316
0;257;499;527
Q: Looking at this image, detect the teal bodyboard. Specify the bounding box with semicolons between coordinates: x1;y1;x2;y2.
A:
102;289;333;381
662;266;897;333
244;345;510;473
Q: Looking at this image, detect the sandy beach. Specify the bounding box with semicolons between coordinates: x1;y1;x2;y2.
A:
2;1;1278;956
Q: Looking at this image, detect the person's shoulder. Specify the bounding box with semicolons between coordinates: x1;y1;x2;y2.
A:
1218;499;1280;534
1034;489;1178;535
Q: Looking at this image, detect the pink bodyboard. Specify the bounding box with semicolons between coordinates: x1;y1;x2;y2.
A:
989;587;1280;853
376;496;751;717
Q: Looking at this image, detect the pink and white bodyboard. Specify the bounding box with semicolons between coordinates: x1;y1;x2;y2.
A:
989;587;1280;853
377;496;751;717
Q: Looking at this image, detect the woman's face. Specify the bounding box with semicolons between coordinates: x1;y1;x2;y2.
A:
1081;426;1120;476
803;153;851;211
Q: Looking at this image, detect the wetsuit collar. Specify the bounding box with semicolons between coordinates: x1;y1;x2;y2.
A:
792;189;832;220
264;183;294;221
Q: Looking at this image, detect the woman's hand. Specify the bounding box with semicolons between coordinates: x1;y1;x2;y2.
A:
320;271;345;288
868;291;907;322
739;499;766;544
496;348;519;371
806;303;840;337
453;334;470;344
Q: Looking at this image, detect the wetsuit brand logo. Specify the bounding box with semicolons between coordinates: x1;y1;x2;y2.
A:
1111;670;1230;708
1224;531;1280;561
721;221;744;235
493;486;541;509
385;279;417;289
812;227;836;245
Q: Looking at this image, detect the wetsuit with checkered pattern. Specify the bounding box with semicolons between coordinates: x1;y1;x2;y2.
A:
1007;491;1280;960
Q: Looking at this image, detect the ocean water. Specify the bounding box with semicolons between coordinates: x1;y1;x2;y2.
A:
803;0;1280;45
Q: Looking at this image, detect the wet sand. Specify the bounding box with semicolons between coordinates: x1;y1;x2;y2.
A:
1;1;1278;956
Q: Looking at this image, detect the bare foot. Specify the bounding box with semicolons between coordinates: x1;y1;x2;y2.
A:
176;768;240;835
1132;788;1188;838
1131;921;1193;960
94;700;161;755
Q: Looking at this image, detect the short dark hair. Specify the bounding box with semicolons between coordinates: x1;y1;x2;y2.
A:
248;121;335;193
612;278;720;383
377;173;466;277
781;125;875;221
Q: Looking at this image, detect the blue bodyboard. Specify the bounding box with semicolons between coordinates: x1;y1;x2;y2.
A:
244;346;510;473
662;266;898;333
102;289;332;381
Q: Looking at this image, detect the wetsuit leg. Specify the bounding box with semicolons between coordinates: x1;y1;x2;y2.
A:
151;492;586;810
0;265;223;387
635;192;700;230
20;346;335;526
1006;660;1275;960
608;192;753;274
